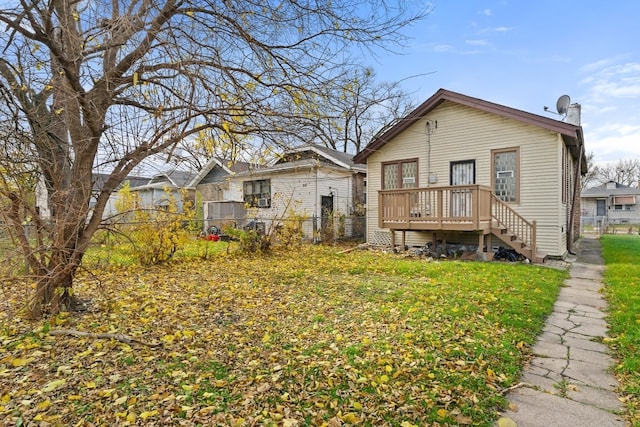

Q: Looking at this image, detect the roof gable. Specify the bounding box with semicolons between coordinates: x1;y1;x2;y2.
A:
131;168;197;191
354;88;586;171
190;157;254;186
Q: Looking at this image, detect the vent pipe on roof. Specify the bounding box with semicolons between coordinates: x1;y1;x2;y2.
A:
566;103;581;126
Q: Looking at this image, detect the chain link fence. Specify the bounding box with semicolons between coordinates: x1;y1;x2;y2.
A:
581;216;640;235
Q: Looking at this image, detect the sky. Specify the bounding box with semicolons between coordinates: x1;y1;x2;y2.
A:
369;0;640;167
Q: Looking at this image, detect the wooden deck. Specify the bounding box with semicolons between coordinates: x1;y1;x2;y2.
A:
378;185;541;262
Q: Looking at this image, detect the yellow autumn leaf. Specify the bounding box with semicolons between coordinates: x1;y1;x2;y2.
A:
126;412;136;422
340;412;359;424
114;395;127;405
42;379;66;392
437;408;448;418
140;410;158;419
84;381;97;389
67;395;83;401
99;388;116;397
133;72;138;86
76;347;93;358
497;417;517;427
11;357;30;367
37;399;52;410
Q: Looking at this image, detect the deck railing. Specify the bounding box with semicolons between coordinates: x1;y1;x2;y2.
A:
378;185;493;231
490;194;536;250
378;185;539;260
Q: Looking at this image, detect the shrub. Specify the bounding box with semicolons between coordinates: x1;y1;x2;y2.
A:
114;184;196;265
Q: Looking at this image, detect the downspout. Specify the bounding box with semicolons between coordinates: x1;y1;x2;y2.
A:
567;130;584;255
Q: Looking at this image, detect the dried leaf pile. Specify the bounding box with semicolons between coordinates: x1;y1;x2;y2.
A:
1;245;567;426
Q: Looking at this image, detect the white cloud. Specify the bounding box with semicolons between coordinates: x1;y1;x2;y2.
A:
581;61;640;103
494;26;514;33
433;44;454;52
584;122;640;162
465;39;490;46
479;9;492;17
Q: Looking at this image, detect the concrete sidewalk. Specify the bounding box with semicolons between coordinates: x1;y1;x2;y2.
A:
497;237;626;426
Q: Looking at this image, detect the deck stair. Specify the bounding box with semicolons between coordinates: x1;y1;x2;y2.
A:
490;194;545;263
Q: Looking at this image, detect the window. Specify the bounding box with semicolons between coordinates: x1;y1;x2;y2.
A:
614;205;634;211
243;179;271;208
450;160;476;185
382;159;418;189
492;148;519;202
613;196;635;211
561;145;573;204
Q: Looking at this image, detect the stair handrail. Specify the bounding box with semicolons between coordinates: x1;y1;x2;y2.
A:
490;194;536;251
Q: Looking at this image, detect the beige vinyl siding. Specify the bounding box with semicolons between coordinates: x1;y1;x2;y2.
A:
366;100;569;256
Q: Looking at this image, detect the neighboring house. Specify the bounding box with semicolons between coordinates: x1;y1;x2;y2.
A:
353;88;587;262
217;144;366;239
36;173;150;220
91;173;149;219
192;157;253;229
129;169;197;212
581;181;640;225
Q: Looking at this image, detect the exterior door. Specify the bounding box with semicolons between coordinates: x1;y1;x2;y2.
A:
596;199;606;217
450;160;475;217
321;195;334;233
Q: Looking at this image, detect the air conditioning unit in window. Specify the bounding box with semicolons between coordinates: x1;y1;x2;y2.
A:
258;198;269;207
402;177;416;185
496;170;514;178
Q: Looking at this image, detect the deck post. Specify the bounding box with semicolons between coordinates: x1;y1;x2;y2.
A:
390;230;395;249
401;231;406;249
477;232;483;254
531;220;537;261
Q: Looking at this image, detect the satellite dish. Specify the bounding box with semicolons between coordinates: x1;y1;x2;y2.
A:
556;95;571;115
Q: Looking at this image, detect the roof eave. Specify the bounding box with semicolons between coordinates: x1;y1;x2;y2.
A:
354;88;586;165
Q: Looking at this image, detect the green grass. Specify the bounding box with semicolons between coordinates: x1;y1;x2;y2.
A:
1;244;568;426
82;236;231;267
601;234;640;426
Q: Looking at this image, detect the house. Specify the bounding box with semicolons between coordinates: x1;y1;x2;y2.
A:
92;173;149;219
36;173;150;220
581;181;640;227
353;89;587;262
129;168;197;212
207;144;366;239
192;157;254;230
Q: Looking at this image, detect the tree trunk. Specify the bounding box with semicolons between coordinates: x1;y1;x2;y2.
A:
29;268;79;319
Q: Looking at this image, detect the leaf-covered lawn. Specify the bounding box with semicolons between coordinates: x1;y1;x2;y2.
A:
601;234;640;426
1;245;567;426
